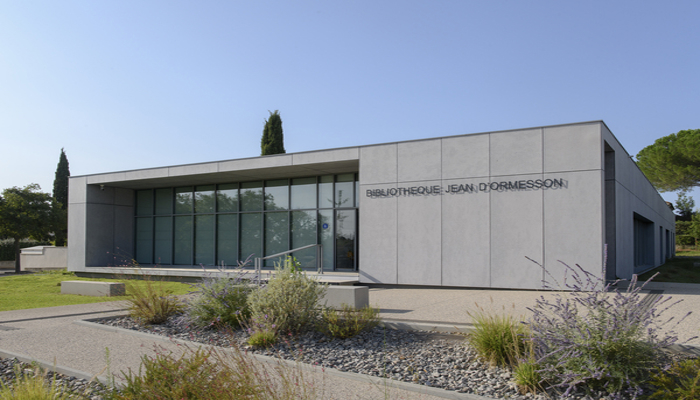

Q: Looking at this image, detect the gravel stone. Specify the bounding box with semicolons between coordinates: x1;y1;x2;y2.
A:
94;314;647;399
0;357;114;399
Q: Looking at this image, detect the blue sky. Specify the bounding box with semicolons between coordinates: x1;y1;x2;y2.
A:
1;1;698;207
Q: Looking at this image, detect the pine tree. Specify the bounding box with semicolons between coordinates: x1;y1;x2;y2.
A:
52;148;70;246
260;110;286;155
636;129;700;192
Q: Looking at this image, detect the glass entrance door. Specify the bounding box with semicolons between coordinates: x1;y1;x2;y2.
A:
335;209;356;270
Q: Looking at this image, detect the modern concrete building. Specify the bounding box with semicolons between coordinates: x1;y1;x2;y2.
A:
67;121;675;289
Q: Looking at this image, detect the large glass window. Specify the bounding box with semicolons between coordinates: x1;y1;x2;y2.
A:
195;185;215;214
135;217;153;264
291;177;316;209
217;214;238;266
319;209;334;270
195;215;215;265
174;216;193;264
217;183;238;212
155;188;172;215
318;175;334;208
265;180;289;210
335;174;355;208
134;174;358;271
265;212;289;266
241;182;263;211
240;213;262;260
175;187;193;214
136;190;153;216
154;216;172;264
292;210;317;267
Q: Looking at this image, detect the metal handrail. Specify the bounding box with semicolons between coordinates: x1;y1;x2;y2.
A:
253;244;323;284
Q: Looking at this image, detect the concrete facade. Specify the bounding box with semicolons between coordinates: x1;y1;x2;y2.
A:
67;121;675;289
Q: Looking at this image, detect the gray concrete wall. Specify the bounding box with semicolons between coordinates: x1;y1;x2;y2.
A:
19;246;67;270
601;125;676;279
68;178;134;271
359;122;607;289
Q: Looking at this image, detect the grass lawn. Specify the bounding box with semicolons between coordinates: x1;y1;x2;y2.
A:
672;248;700;257
638;254;700;284
0;269;193;312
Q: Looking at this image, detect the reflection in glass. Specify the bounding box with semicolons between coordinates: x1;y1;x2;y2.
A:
174;216;193;264
265;212;289;266
318;175;333;208
154;217;172;264
135;217;153;264
195;215;214;265
240;213;262;260
291;177;316;209
319;210;333;271
217;214;238;266
175;187;193;214
292;210;316;268
240;182;263;211
217;183;238;212
136;190;153;216
195;185;215;214
335;174;354;208
265;180;288;210
135;174;358;271
335;210;356;269
155;188;172;215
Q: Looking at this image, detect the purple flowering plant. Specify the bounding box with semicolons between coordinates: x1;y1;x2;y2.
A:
525;257;694;398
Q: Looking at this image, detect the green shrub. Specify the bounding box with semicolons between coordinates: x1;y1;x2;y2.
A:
317;304;380;339
115;345;317;399
185;272;251;329
248;330;278;348
248;257;326;334
466;305;529;368
526;261;685;397
243;312;280;347
0;364;72;400
126;273;183;325
649;358;700;400
513;360;543;395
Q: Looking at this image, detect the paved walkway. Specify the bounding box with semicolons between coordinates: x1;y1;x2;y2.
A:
0;283;699;399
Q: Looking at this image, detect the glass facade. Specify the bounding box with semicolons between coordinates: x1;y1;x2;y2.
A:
134;174;358;270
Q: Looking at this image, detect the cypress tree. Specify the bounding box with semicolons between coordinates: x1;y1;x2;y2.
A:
53;148;70;246
260;110;286;155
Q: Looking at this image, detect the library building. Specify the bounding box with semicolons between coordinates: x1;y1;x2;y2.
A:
67;121;675;289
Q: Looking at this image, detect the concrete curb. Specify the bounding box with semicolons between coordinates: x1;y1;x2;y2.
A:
0;348;108;385
73;318;490;399
381;319;473;334
613;280;700;291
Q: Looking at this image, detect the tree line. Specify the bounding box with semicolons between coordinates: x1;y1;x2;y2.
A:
636;129;700;248
0;149;69;273
0;111;287;273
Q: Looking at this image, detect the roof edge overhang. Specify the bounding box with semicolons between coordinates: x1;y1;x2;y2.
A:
72;120;607;190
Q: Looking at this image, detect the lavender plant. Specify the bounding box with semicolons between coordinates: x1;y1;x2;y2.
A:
526;258;692;397
184;257;255;329
242;312;280;347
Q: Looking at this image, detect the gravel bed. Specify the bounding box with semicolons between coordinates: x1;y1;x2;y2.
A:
0;356;114;399
95;314;635;399
0;312;664;399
